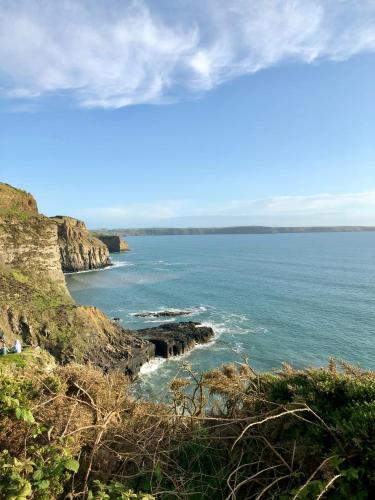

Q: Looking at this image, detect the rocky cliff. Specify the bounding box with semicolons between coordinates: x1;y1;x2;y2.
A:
0;183;153;376
95;234;129;253
52;216;111;272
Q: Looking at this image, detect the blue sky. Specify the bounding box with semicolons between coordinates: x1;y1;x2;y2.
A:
0;0;374;228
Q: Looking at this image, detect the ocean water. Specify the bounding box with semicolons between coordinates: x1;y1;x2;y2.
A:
65;233;375;397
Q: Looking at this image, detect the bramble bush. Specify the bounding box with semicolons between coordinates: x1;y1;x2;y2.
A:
0;357;374;498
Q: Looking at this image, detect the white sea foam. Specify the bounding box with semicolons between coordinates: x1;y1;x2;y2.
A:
111;261;134;268
143;318;176;324
64;260;133;275
139;357;166;375
200;321;226;338
129;305;208;318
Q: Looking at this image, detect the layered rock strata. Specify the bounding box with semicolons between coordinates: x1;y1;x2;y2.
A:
0;183;153;377
52;216;111;272
136;322;214;358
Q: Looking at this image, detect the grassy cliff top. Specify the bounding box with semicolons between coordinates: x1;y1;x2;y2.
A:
0;183;38;216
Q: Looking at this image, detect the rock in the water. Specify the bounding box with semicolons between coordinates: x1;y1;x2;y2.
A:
135;322;214;358
95;235;129;253
134;310;192;318
119;239;129;251
51;216;111;273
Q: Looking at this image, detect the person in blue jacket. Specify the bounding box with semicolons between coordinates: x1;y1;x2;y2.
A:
0;340;8;355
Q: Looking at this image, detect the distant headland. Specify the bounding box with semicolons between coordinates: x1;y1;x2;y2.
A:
94;225;375;237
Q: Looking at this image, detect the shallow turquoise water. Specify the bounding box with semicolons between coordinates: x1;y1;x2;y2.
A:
66;233;375;397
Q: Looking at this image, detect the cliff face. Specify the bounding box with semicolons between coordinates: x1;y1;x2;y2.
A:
0;184;153;376
95;235;129;253
0;183;38;215
0;191;70;300
52;216;111;272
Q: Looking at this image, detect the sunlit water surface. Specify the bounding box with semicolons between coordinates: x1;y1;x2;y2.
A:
66;233;375;398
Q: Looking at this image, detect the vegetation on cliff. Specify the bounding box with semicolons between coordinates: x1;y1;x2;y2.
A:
0;356;373;499
0;183;38;219
0;183;153;375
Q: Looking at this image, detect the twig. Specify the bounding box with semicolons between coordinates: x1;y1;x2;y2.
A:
317;474;342;499
231;407;310;450
292;456;336;500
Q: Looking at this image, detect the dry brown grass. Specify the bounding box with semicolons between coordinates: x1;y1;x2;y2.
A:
1;359;374;498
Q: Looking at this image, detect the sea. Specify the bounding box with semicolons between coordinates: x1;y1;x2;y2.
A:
65;232;375;398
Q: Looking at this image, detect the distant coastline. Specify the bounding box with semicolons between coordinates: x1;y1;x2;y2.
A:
93;225;375;237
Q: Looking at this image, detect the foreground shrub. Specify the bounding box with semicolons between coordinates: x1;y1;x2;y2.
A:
0;357;374;498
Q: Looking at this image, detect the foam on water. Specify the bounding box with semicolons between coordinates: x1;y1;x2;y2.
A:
143;318;177;324
129;306;208;318
64;260;132;275
139;357;166;375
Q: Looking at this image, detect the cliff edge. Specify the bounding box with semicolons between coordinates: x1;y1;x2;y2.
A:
0;183;38;215
0;183;154;376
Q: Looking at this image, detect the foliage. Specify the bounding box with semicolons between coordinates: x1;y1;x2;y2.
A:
166;361;375;498
89;480;154;499
0;371;80;499
0;358;373;498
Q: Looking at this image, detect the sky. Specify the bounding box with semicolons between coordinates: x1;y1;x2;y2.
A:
0;0;374;228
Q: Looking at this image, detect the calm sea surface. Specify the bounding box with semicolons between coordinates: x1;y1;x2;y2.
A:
66;233;375;397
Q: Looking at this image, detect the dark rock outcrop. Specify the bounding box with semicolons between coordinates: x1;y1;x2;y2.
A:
51;216;111;272
95;235;129;253
135;310;192;318
136;322;214;358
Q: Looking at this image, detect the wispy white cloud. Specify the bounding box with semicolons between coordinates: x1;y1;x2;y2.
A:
78;191;375;227
213;192;375;217
0;0;374;109
79;200;185;224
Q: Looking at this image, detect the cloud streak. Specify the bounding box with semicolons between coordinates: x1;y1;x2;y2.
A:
1;0;375;109
79;191;375;227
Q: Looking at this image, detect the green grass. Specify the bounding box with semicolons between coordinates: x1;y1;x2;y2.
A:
0;208;33;221
31;292;67;311
0;353;27;368
11;270;29;284
0;348;56;371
